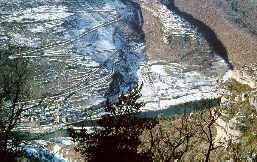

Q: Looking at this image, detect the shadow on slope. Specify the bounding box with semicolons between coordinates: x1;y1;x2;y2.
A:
140;97;221;118
161;0;233;70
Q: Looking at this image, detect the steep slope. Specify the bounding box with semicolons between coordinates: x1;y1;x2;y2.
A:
135;0;231;113
173;0;257;67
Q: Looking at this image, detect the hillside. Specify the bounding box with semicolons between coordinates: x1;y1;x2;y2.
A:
0;0;256;161
173;0;257;68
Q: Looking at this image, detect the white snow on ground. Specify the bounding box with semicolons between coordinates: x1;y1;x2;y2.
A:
150;65;168;76
6;5;72;35
4;4;73;47
53;144;61;154
35;140;48;147
30;25;45;33
141;2;197;38
138;61;223;112
7;6;73;23
102;3;116;10
61;138;73;146
23;145;66;162
10;33;41;47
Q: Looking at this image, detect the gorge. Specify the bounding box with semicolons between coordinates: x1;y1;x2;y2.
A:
0;0;243;161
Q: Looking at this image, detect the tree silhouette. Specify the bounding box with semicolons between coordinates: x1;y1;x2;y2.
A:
69;84;158;162
0;45;46;160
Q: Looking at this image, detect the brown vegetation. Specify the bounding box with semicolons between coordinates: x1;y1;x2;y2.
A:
138;106;223;161
140;2;218;77
141;4;175;61
173;0;257;68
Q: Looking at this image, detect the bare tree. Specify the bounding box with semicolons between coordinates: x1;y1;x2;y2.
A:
192;106;223;161
0;45;45;160
69;83;158;162
139;102;225;161
139;112;198;161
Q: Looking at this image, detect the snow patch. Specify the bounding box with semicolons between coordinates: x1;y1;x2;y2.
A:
7;5;73;23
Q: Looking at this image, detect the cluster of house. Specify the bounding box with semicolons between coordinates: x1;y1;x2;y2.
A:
20;102;85;129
